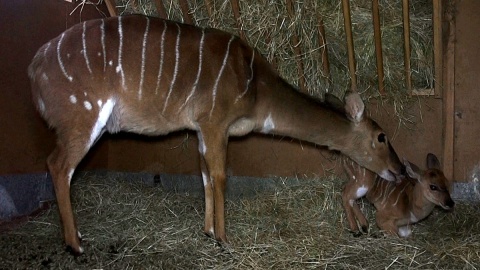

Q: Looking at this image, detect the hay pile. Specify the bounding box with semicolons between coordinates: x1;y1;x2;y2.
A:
1;173;478;269
115;0;434;112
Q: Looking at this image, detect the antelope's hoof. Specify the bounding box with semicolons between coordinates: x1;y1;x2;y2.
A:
204;229;215;239
65;244;84;256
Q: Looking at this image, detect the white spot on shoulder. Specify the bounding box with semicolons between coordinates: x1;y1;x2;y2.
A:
109;60;113;66
97;52;101;56
69;95;77;104
38;98;46;113
261;113;275;133
356;185;368;198
97;100;103;107
42;73;48;81
84;101;92;110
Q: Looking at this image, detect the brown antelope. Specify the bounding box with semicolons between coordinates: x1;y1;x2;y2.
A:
28;15;404;255
342;153;454;237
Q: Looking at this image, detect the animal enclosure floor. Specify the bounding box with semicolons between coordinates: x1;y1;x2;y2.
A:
0;174;479;269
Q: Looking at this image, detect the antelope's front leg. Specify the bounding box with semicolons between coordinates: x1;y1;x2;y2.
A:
197;129;229;244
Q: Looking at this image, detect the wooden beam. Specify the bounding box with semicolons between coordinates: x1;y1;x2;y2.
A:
286;0;306;92
230;0;246;41
402;0;412;93
179;0;193;24
372;0;385;95
153;0;167;19
104;0;117;17
433;0;443;98
443;0;456;181
342;0;357;92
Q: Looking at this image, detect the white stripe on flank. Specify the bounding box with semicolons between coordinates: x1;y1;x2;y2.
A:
179;28;205;112
101;19;106;71
210;35;235;117
162;23;181;113
155;20;168;95
82;22;93;74
116;16;126;89
43;42;51;58
138;17;150;100
235;49;255;103
87;98;115;149
57;33;73;82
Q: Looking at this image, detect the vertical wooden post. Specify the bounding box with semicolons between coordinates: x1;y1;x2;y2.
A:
230;0;246;41
286;0;306;92
317;14;331;84
153;0;167;19
104;0;117;17
342;0;357;92
205;0;215;26
179;0;193;24
372;0;385;95
402;0;412;93
433;0;443;98
443;0;456;182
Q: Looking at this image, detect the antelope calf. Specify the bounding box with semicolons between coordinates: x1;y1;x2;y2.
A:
342;153;454;237
29;15;404;255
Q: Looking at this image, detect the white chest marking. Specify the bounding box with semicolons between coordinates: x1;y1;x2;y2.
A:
261;113;275;133
87;99;115;149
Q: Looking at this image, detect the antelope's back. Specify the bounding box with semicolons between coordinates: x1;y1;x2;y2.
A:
28;15;259;134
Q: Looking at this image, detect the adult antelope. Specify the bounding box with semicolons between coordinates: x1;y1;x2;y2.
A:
342;153;454;237
29;15;403;255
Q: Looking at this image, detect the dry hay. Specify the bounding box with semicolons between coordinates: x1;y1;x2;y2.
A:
1;173;479;269
112;0;435;125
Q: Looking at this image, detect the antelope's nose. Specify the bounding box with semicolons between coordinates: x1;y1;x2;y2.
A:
446;198;455;209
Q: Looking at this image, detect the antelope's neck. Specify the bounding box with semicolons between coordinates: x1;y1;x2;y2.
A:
410;185;435;220
253;74;351;150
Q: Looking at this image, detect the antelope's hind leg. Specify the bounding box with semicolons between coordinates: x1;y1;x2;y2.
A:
47;101;114;255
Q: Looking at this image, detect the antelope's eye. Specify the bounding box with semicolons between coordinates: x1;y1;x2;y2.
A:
378;133;386;143
430;184;438;191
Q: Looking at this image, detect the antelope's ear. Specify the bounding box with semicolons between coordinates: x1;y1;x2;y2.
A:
404;158;422;180
426;153;441;170
344;91;365;123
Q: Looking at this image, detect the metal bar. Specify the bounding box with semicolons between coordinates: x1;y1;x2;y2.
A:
372;0;385;95
342;0;357;92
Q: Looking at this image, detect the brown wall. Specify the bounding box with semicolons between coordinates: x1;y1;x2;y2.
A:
1;0;475;182
0;0;109;174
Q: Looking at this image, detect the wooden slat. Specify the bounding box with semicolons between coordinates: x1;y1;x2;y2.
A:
433;0;443;98
317;13;331;84
372;0;385;95
286;0;306;92
402;0;412;93
104;0;117;17
341;0;357;92
179;0;193;24
205;0;215;26
153;0;168;19
230;0;246;40
442;0;456;181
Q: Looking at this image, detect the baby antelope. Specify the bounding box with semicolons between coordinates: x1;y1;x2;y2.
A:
341;153;455;237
